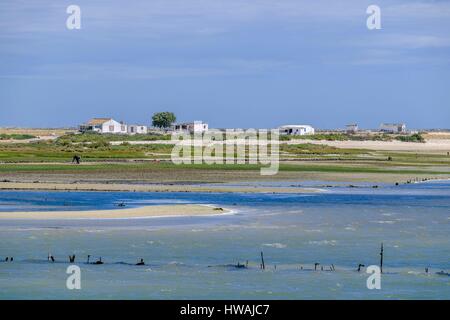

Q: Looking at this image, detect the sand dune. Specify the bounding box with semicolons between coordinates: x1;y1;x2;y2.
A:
287;139;450;152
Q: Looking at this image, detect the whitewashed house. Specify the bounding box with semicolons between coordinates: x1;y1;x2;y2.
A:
172;121;208;133
127;125;148;135
79;118;127;134
278;125;315;135
380;123;406;134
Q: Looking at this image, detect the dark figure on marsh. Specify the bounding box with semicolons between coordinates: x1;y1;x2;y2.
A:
357;264;365;272
94;257;103;265
69;255;76;263
5;257;8;262
10;257;13;262
50;256;55;262
72;155;81;164
136;259;145;266
314;263;320;271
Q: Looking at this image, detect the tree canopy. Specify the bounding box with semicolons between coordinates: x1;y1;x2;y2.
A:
152;112;176;129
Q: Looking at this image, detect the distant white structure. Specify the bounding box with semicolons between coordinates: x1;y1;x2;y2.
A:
346;123;358;134
79;118;127;134
172;121;208;133
127;125;148;135
380;123;406;134
278;125;315;136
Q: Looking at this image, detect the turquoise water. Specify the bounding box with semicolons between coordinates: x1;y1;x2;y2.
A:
0;181;449;299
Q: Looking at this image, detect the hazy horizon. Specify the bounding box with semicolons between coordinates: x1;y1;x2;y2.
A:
1;0;449;129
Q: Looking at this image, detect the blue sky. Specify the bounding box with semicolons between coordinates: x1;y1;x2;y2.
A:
0;0;449;129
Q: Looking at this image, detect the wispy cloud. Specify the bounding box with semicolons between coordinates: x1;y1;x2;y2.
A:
1;0;450;69
7;0;448;38
351;49;422;65
0;59;296;80
385;1;450;20
364;34;450;49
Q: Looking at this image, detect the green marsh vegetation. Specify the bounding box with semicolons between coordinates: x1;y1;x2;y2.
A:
281;132;425;142
0;140;174;162
0;133;36;140
56;132;171;144
0;132;448;179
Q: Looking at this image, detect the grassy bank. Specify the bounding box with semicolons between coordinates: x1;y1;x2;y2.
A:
0;134;36;140
1;133;449;184
57;132;171;144
0;141;174;162
282;132;425;142
0;161;449;176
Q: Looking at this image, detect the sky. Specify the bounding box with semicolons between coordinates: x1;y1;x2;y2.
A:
0;0;449;129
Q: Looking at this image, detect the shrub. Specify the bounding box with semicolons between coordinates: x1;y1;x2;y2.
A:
396;133;424;143
0;134;36;140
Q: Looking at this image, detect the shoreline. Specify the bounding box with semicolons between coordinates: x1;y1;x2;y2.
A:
0;204;231;220
0;182;320;194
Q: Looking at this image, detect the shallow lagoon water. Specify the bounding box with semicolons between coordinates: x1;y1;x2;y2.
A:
0;181;449;299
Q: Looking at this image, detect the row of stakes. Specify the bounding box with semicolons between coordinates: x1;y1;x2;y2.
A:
2;243;449;275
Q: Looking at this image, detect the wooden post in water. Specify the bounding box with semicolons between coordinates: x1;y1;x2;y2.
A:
380;243;384;274
260;251;265;270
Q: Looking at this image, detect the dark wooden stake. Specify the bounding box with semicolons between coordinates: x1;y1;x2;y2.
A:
260;251;265;270
380;243;384;274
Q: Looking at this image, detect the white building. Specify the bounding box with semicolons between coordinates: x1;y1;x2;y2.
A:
79;118;127;134
278;125;315;135
172;121;208;133
346;124;358;134
128;125;148;135
380;123;406;134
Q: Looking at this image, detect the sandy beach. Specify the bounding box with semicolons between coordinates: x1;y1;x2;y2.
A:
287;138;450;152
106;135;450;153
0;204;229;219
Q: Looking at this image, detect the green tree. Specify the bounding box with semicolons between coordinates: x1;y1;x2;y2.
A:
152;112;176;129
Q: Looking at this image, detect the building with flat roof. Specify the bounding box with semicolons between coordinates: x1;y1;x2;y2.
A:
380;123;406;134
172;121;208;133
127;124;148;135
278;125;315;135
